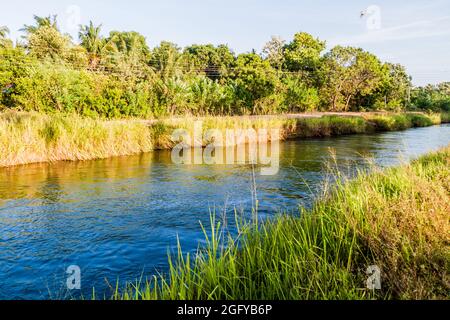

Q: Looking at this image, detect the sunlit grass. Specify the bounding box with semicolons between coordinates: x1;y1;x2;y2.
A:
0;111;447;167
0;111;153;167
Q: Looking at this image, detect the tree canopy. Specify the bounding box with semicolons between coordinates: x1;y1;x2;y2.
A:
0;15;446;118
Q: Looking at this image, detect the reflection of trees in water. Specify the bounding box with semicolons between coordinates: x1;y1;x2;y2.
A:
0;153;155;201
281;134;392;171
37;171;63;205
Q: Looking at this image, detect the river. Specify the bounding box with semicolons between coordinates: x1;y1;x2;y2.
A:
0;124;449;299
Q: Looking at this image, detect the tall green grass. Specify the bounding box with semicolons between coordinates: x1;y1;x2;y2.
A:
114;146;450;300
440;112;450;123
292;115;367;137
365;113;440;131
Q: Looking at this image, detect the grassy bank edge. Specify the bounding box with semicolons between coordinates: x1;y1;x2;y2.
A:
0;111;449;167
113;145;450;300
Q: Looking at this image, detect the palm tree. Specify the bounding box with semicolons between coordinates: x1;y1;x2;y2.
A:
0;26;9;39
0;26;11;48
107;31;150;58
21;15;58;35
79;21;103;54
79;21;105;69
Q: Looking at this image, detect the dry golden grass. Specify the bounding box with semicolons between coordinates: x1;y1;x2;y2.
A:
0;111;153;167
0;111;447;167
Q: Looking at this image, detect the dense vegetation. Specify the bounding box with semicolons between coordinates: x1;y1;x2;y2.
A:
1;15;448;118
116;146;450;300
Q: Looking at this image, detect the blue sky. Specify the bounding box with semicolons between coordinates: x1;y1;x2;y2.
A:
1;0;449;85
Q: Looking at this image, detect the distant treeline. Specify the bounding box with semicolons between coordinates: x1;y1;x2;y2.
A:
0;15;449;118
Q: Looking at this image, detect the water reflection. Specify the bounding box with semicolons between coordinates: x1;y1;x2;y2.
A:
0;124;449;299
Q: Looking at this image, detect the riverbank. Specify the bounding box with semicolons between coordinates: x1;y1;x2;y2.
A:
0;111;449;167
115;145;450;300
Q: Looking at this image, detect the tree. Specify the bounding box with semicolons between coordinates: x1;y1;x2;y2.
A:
79;21;104;69
21;14;82;63
0;46;31;107
25;21;87;67
106;31;150;59
262;36;285;71
183;44;235;79
101;31;152;78
21;15;58;36
322;46;385;111
283;32;325;72
411;82;450;112
0;26;12;48
372;63;411;110
152;41;183;80
231;53;279;112
437;82;450;94
0;26;9;38
283;75;320;112
28;26;72;60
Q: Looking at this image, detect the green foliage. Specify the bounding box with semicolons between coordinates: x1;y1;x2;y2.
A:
0;47;32;108
282;32;325;89
79;21;105;69
9;62;156;118
187;77;236;115
283;32;325;73
0;15;446;118
411;83;450;112
21;15;58;35
106;31;151;60
183;44;235;79
231;53;279;112
321;46;386;111
28;26;71;60
22;17;89;68
0;26;12;48
262;36;285;71
151;41;183;80
282;76;320;112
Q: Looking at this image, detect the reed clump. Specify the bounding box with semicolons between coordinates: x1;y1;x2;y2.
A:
0;111;153;167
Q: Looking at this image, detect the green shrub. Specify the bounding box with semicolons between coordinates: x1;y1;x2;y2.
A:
407;114;434;127
9;62;158;118
0;47;32;108
187;77;236;115
282;76;320;112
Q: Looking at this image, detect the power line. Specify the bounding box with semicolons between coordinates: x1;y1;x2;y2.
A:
1;54;449;84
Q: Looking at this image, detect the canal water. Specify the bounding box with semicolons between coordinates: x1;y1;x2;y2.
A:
0;124;449;299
